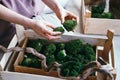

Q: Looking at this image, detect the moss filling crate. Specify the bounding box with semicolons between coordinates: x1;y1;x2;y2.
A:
14;30;116;80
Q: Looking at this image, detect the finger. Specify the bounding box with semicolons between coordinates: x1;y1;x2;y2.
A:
41;27;62;36
65;15;79;24
36;29;61;40
65;16;73;21
69;13;79;21
48;31;62;36
36;31;48;39
61;16;65;24
45;22;55;29
40;31;61;40
45;34;61;40
73;15;79;23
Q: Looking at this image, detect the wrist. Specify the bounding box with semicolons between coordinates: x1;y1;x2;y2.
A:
55;6;64;15
23;18;36;29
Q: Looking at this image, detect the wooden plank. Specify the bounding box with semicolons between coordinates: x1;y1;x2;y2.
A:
111;44;115;68
81;0;86;33
14;38;28;66
84;18;120;35
14;66;59;77
102;30;114;63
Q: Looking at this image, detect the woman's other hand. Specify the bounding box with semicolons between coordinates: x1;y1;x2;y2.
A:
42;0;79;23
30;20;61;40
56;9;79;23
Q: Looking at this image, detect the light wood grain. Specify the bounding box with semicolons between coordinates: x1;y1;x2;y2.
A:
84;18;120;35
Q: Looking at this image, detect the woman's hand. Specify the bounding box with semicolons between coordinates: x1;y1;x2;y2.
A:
42;0;79;23
55;8;79;23
31;20;61;40
0;4;61;40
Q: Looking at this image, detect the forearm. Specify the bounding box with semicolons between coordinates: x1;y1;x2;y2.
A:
42;0;63;15
0;4;34;29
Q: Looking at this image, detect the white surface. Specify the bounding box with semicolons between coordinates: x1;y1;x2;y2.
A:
113;36;120;80
43;0;69;13
0;71;62;80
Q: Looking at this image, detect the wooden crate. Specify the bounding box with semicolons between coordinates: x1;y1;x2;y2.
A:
14;30;116;80
81;0;120;35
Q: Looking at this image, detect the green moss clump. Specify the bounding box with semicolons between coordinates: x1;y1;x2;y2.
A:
55;43;65;52
42;44;56;65
91;5;105;14
53;26;65;33
46;54;55;66
63;20;77;31
60;61;82;77
21;56;41;68
79;44;96;64
27;39;42;52
65;39;83;55
91;5;114;19
42;44;56;56
101;12;114;19
56;50;67;60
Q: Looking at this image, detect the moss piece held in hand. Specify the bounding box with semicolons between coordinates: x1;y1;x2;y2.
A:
63;20;77;31
53;26;65;33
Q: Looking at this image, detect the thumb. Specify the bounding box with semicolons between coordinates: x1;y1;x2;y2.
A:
60;16;65;24
56;13;65;23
